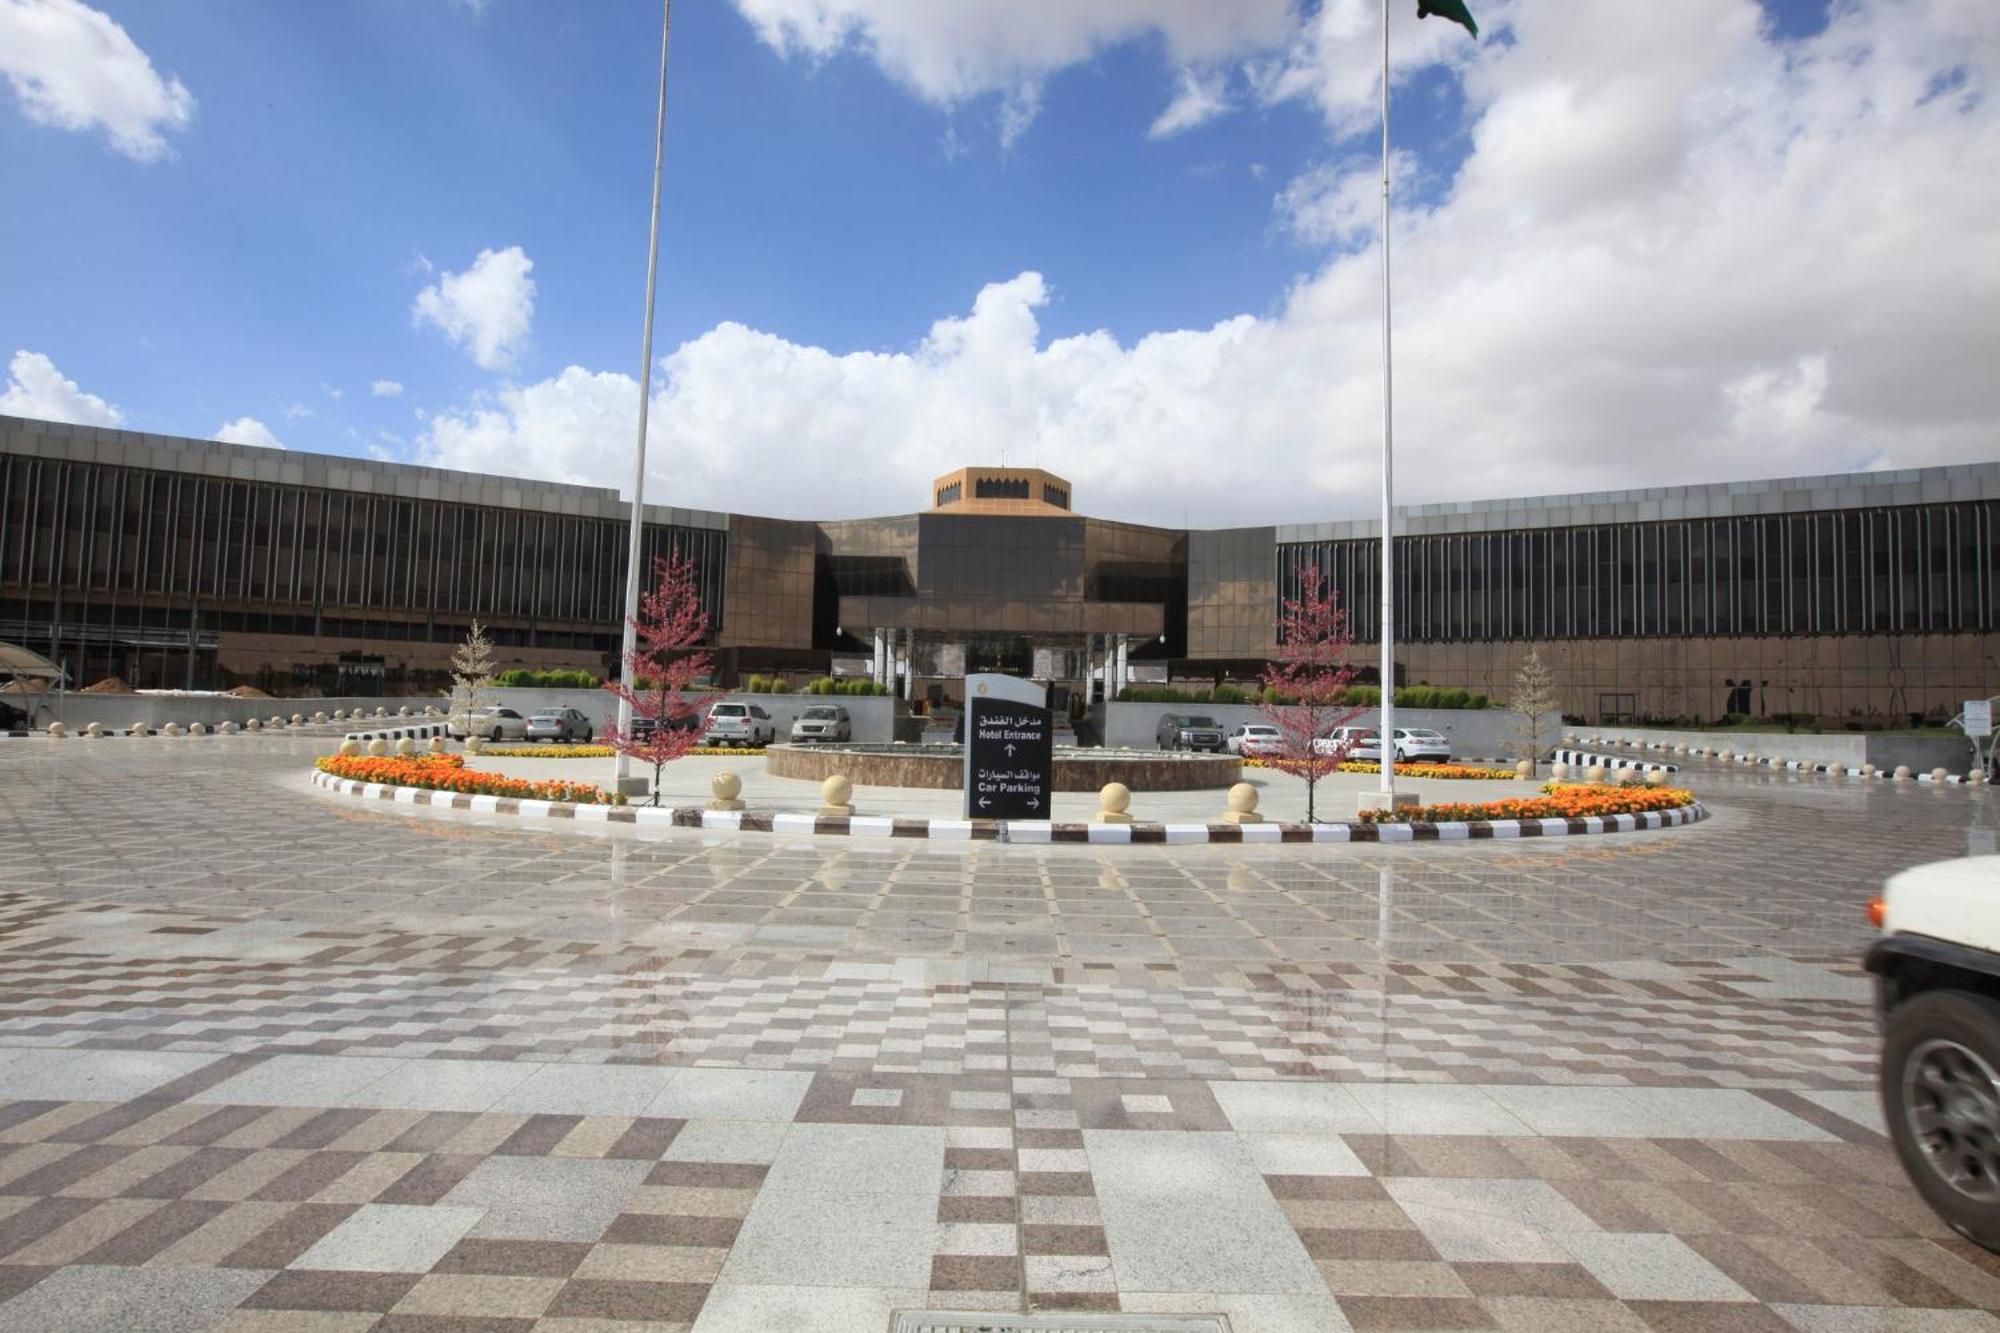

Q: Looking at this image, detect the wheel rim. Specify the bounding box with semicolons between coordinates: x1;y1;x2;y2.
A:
1903;1037;2000;1202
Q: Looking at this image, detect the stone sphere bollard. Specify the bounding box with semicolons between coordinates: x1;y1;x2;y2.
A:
189;722;208;736
709;770;745;811
1969;769;1988;786
338;738;363;757
220;720;239;735
332;709;347;721
129;722;150;737
84;721;103;738
366;738;391;756
428;735;448;754
46;721;66;738
1585;765;1607;784
1932;767;1950;783
1223;782;1263;825
819;774;854;816
311;711;328;724
1860;763;1877;777
398;705;411;717
290;713;305;726
1550;761;1569;781
1096;782;1133;824
1514;759;1534;779
1893;765;1913;781
246;718;261;732
162;722;183;737
395;737;418;756
1826;764;1843;777
1645;769;1668;787
269;716;283;728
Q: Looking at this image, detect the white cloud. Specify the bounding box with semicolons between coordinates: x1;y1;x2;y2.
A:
282;402;312;421
0;0;194;161
412;246;536;370
371;379;404;398
731;0;1291;143
1149;67;1231;138
422;0;2000;529
0;349;123;426
322;382;343;400
214;416;285;450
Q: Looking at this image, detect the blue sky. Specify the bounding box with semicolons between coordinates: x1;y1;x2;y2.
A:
7;0;1991;529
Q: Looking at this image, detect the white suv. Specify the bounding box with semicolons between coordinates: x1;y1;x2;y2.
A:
1866;856;2000;1249
705;701;775;747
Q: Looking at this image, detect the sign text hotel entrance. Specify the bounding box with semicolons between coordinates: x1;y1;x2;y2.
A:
962;673;1053;820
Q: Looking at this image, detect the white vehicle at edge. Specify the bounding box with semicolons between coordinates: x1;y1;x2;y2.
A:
1312;726;1380;762
1865;855;2000;1249
1392;727;1452;763
705;701;775;747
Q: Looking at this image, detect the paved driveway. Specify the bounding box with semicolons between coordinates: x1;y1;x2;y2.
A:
0;736;1995;1331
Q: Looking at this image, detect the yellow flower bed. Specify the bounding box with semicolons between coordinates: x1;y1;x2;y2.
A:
479;744;766;759
1241;757;1519;780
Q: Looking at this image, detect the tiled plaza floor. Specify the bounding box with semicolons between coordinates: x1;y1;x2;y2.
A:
0;736;1996;1331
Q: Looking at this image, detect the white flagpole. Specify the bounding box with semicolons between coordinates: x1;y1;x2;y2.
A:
615;0;673;788
1378;0;1398;801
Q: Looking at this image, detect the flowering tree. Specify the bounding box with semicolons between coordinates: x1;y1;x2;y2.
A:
1260;564;1366;823
449;620;496;751
603;553;714;805
1507;646;1560;775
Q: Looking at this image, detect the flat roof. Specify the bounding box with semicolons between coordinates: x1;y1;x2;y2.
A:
7;412;1995;541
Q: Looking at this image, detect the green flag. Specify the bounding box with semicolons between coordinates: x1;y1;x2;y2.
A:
1417;1;1478;37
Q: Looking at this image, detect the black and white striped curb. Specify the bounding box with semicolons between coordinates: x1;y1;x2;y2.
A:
1551;748;1679;774
1570;738;1988;786
309;768;1709;844
342;722;450;743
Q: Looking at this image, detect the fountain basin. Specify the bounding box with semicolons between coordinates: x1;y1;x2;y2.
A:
765;742;1242;791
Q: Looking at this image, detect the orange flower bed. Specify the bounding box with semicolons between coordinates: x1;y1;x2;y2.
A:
316;753;620;806
1356;782;1696;824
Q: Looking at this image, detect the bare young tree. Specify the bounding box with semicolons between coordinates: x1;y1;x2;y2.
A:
1509;646;1560;775
1259;564;1366;823
604;554;715;805
450;619;497;751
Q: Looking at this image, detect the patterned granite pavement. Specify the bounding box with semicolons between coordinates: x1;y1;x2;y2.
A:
0;736;1996;1331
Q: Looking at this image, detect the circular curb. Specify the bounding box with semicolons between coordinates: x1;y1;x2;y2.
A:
1579;741;1988;785
308;768;1709;845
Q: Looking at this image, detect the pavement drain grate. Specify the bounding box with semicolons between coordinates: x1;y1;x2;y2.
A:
892;1316;1230;1333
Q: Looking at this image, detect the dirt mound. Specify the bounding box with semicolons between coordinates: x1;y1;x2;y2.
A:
225;684;273;698
82;676;136;694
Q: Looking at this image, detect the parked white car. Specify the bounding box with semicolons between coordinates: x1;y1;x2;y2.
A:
1865;856;2000;1249
451;705;528;742
790;705;851;743
706;701;775;747
1313;726;1380;761
1392;727;1452;763
1225;723;1284;757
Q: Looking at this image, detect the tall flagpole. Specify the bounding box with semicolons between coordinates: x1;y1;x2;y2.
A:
1378;0;1398;802
615;0;673;788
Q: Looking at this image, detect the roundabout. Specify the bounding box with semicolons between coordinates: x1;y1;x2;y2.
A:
763;740;1243;791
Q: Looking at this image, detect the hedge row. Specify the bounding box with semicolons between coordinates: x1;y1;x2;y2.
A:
1116;684;1490;709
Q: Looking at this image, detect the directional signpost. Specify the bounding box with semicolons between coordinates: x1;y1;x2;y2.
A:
963;672;1053;821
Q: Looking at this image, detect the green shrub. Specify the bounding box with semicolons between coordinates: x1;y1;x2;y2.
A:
495;668;600;689
1212;685;1245;705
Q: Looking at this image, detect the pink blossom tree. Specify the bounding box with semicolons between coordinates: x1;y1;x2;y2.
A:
1259;564;1366;823
603;553;714;805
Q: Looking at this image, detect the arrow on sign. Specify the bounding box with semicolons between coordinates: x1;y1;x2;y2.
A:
979;797;991;809
1027;796;1040;810
1004;743;1016;756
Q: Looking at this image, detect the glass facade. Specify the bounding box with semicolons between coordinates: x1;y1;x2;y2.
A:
0;441;725;687
1278;502;2000;645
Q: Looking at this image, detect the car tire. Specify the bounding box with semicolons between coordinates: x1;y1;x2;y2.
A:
490;727;503;742
1883;988;2000;1251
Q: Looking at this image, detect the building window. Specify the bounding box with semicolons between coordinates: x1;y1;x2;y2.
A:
1043;484;1069;510
936;482;961;506
974;477;1030;500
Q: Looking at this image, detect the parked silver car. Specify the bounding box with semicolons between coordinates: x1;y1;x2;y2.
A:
1314;726;1380;760
706;701;776;747
790;705;851;743
525;707;594;743
452;705;529;742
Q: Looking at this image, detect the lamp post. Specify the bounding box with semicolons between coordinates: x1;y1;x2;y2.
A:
614;0;674;791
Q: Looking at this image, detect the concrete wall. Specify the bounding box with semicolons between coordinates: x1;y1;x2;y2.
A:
14;692;447;732
484;689;901;743
1582;724;1982;775
1101;702;1557;760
